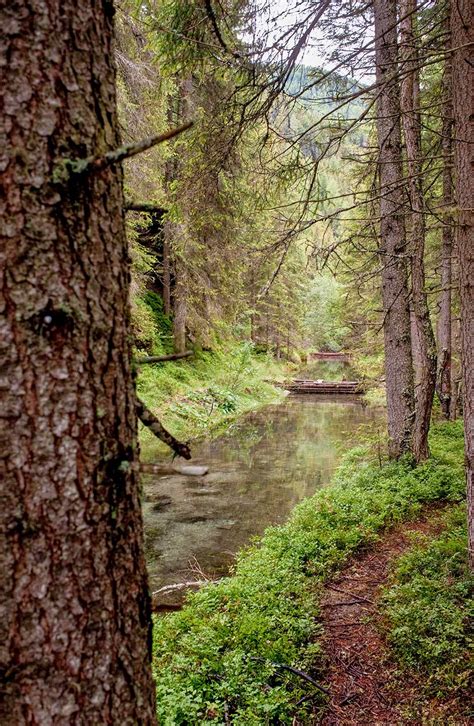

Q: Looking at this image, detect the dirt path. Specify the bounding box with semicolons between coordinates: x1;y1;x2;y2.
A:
309;507;470;725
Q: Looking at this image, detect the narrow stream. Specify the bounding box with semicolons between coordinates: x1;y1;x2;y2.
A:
142;363;383;603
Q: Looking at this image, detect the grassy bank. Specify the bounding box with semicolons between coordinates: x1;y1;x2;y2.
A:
381;503;473;698
152;421;467;724
136;343;287;458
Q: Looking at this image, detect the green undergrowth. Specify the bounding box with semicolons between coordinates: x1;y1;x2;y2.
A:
152;420;466;724
381;503;473;697
137;342;287;458
351;352;387;407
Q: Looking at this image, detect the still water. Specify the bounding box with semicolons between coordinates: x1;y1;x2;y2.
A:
142;366;383;601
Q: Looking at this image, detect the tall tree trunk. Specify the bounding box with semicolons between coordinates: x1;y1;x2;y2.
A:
162;224;172;316
437;11;455;419
168;78;193;351
374;0;415;458
400;0;437;461
0;1;156;721
173;257;188;354
162;99;177;319
451;0;474;569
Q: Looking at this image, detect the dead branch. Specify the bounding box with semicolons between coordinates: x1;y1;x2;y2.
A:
326;584;374;604
151;580;215;597
136;398;191;459
57;122;193;180
250;656;330;696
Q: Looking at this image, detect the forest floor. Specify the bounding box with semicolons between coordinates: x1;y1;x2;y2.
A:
312;505;471;725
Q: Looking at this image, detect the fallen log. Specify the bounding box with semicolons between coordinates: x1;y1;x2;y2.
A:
152;580;214;597
309;351;351;360
135;351;193;364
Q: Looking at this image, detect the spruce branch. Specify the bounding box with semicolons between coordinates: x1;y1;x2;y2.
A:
54;122;193;182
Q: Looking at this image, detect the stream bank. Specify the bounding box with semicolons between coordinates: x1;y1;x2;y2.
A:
136;343;288;458
152;421;467;724
143;391;382;603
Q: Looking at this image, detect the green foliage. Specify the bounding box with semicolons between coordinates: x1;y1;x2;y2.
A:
131;290;173;355
131;298;163;353
152;421;466;723
381;505;473;694
302;274;350;351
137;343;286;456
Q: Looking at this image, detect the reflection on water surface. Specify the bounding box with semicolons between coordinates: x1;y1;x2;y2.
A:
143;372;383;598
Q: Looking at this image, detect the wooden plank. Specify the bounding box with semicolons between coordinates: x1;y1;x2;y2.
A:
286;378;364;395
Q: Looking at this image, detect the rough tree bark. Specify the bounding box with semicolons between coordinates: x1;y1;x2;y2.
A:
437;12;455;420
0;1;156;722
374;0;415;458
451;0;474;569
400;0;437;461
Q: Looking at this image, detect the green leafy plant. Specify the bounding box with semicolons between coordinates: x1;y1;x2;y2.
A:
381;504;473;694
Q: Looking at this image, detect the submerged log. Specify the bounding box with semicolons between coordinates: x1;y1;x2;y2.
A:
140;463;209;477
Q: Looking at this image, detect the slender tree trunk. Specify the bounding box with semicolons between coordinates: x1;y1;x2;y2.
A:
162;225;172;316
168;79;192;351
0;1;156;721
162;99;177;319
450;314;462;420
400;0;437;461
374;0;415;458
437;19;455;419
451;0;474;569
173;257;188;354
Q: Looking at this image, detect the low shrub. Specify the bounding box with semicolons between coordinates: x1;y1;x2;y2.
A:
381;504;473;694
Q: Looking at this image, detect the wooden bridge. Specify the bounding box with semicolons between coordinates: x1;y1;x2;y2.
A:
309;351;352;362
287;379;364;395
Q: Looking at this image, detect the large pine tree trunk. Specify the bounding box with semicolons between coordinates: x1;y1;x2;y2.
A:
0;1;156;721
437;15;455;420
374;0;415;458
451;0;474;569
400;0;437;461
